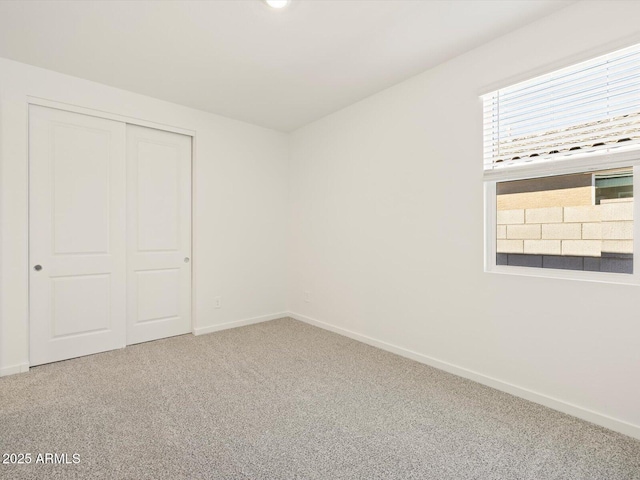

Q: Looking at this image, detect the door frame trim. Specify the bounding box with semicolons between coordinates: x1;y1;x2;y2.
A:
26;97;198;365
27;97;196;137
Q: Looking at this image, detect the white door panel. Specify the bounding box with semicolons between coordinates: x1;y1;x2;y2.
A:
29;106;127;366
126;125;192;345
136;140;181;251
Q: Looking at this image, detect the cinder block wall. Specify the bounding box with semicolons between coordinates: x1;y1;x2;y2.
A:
497;186;593;210
497;198;633;256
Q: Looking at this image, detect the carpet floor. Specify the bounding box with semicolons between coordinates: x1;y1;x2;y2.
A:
1;317;639;479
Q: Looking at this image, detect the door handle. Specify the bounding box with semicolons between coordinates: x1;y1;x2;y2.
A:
184;257;190;263
34;265;43;271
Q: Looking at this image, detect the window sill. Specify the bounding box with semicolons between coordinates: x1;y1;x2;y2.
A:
485;264;639;286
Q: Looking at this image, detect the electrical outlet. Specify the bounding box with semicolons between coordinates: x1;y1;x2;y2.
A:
214;296;221;309
303;290;311;303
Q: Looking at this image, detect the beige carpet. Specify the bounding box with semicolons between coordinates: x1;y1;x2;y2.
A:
1;317;639;479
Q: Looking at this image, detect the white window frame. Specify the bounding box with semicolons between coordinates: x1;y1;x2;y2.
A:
484;149;640;285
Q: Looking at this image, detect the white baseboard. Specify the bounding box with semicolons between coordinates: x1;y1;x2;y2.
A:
0;362;29;377
288;311;640;441
193;312;288;336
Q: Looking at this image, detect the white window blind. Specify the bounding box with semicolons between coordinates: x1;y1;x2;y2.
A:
483;43;640;171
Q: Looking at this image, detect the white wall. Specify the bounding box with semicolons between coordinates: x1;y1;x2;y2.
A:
288;1;640;439
0;58;289;375
3;0;640;441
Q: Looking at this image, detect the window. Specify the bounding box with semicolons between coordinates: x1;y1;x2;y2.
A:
483;43;640;280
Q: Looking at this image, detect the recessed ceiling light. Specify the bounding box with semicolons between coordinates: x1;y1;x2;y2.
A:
264;0;290;9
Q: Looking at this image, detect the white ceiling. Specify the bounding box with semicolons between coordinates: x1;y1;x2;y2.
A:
0;0;575;132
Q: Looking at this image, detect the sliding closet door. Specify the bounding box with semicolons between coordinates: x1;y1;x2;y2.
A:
29;106;127;366
126;125;192;345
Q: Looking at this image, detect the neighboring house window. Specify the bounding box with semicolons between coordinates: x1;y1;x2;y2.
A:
483;43;640;280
